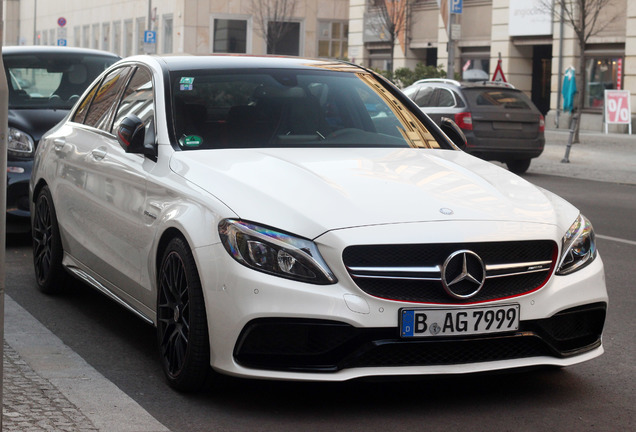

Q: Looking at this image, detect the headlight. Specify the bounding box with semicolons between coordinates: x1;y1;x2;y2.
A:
556;214;597;275
8;127;35;157
219;219;337;285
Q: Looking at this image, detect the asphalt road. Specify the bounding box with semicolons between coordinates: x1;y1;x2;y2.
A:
5;173;635;432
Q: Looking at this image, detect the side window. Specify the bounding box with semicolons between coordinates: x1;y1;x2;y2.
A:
453;91;466;108
112;67;154;135
437;88;456;107
72;82;100;123
82;67;132;131
413;86;436;107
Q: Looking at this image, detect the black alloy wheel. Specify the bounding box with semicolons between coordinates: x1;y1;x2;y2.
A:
32;186;67;293
157;236;211;392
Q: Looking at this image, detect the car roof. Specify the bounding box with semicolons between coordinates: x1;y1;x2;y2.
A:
2;45;120;59
139;54;368;73
410;78;518;91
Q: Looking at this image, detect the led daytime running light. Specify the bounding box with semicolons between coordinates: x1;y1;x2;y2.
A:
219;219;337;284
557;214;597;275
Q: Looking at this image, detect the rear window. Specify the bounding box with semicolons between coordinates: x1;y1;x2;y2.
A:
463;88;531;110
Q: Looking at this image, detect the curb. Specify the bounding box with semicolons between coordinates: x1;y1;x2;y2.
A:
3;295;170;432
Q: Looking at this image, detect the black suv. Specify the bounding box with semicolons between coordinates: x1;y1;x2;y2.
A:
403;79;545;174
3;46;120;232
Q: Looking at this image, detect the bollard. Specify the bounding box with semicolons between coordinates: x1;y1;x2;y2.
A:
562;113;579;163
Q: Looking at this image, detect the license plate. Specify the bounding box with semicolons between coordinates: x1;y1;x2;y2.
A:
400;304;520;338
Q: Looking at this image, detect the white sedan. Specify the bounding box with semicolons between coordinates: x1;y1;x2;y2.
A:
31;55;607;391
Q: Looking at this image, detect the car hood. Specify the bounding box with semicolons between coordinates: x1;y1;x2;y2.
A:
169;147;577;239
9;108;68;143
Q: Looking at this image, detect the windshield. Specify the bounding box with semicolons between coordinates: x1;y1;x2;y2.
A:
4;52;118;110
171;69;440;150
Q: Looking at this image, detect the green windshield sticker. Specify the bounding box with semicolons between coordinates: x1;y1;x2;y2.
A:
182;135;203;147
179;77;194;91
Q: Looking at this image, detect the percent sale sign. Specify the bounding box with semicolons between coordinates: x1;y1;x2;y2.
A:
604;90;632;134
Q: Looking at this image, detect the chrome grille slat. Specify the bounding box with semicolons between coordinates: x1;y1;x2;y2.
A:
343;241;557;303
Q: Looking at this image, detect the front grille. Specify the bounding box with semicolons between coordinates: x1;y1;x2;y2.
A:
343;241;557;303
234;303;606;372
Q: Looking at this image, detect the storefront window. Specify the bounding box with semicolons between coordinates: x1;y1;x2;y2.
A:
461;57;490;82
585;57;623;109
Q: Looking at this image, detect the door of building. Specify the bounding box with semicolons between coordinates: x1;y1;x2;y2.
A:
532;45;552;115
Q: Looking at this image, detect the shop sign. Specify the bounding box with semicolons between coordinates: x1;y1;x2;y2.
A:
604;90;632;134
509;0;552;36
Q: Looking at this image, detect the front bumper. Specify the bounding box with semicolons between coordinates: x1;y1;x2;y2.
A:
7;159;33;232
465;133;545;162
234;302;605;372
7;159;32;215
197;235;607;381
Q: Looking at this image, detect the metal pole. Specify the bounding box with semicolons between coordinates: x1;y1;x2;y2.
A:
0;4;10;428
447;10;454;79
555;1;565;128
562;112;578;163
33;0;37;44
147;0;152;30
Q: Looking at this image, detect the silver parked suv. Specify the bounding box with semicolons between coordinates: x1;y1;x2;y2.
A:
403;79;545;174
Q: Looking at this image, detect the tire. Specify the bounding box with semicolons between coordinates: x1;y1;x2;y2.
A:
32;185;67;294
506;158;532;174
157;236;211;392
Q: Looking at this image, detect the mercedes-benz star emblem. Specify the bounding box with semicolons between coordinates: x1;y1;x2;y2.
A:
441;250;486;299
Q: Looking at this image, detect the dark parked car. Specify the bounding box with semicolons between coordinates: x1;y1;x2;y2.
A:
4;45;119;232
403;79;545;174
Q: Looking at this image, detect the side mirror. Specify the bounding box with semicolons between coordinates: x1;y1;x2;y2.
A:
440;117;467;150
116;114;156;157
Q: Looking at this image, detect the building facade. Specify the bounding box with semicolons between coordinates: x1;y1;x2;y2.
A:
3;0;634;132
3;0;349;59
349;0;635;132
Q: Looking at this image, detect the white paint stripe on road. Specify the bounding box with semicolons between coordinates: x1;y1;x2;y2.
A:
597;234;636;246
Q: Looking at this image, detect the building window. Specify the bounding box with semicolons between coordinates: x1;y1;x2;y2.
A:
267;21;300;55
136;17;146;55
212;17;248;53
113;22;122;56
124;20;133;57
162;15;173;54
102;23;111;51
74;26;81;47
461;52;490;82
585;56;623;109
49;29;55;46
82;25;90;48
318;21;348;59
92;24;100;49
368;48;391;71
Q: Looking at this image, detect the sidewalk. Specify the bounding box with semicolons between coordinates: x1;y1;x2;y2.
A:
528;129;636;185
3;296;169;432
1;128;633;432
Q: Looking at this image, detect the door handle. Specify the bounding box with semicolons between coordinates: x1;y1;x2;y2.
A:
92;147;107;160
53;138;66;151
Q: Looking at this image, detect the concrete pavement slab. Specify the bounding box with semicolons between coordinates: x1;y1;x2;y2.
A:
528;130;636;185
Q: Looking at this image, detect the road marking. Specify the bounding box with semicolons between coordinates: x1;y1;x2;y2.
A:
597;234;636;246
